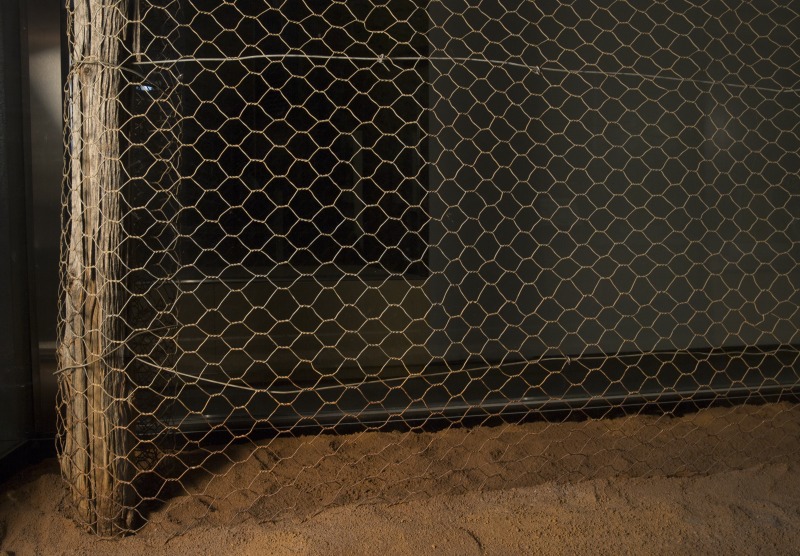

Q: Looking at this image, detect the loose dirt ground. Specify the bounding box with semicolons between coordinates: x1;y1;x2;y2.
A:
2;403;799;555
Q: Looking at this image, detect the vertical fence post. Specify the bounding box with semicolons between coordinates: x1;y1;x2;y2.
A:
57;0;133;536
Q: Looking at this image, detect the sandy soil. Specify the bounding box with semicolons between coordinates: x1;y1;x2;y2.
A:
2;403;799;555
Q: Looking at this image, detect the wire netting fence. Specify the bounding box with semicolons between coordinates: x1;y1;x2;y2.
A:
57;0;800;536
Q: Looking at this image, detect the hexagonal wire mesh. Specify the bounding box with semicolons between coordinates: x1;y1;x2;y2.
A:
57;0;800;536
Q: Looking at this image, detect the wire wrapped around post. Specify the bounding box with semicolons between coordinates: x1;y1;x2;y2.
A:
56;0;134;536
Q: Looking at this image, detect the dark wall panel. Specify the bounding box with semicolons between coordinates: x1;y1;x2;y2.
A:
0;0;34;458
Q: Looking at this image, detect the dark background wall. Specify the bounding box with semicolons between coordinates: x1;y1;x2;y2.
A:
26;0;64;437
427;0;800;363
0;0;34;460
0;0;63;467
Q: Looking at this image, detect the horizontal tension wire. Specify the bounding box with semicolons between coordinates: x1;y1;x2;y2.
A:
129;53;799;95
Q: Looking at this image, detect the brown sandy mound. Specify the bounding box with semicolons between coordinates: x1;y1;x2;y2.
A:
2;402;799;554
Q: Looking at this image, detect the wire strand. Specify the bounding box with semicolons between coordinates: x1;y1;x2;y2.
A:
126;345;800;396
539;66;799;95
130;52;798;95
131;53;540;74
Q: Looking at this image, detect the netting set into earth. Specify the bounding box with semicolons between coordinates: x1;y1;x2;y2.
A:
57;0;800;536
